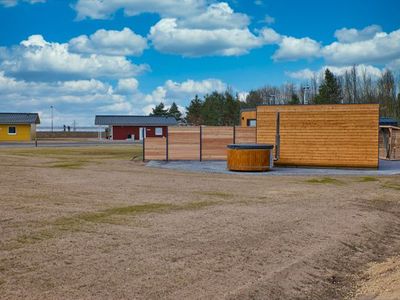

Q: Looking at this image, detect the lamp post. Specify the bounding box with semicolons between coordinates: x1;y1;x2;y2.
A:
50;105;54;132
302;86;310;104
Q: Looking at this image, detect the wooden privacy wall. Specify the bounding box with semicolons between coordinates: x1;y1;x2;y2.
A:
235;127;258;143
144;137;166;160
202;126;234;160
169;127;200;160
257;104;379;168
144;126;256;161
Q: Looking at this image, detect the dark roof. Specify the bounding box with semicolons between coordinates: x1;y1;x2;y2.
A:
95;115;177;126
240;108;256;112
0;113;40;124
380;117;398;126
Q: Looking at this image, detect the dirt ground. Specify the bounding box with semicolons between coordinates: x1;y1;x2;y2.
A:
0;145;400;299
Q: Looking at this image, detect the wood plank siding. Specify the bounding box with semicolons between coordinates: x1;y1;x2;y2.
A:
256;104;379;168
240;110;257;127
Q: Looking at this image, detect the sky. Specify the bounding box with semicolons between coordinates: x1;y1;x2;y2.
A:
0;0;399;126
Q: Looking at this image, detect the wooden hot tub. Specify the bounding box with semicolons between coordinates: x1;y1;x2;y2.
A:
227;144;274;171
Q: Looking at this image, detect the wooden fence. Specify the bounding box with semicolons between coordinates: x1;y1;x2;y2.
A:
144;126;256;161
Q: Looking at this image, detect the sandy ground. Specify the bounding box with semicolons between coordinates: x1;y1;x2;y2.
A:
0;146;400;299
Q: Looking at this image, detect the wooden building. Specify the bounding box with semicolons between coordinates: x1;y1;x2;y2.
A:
255;104;379;168
95;115;177;140
0;113;40;141
240;109;256;127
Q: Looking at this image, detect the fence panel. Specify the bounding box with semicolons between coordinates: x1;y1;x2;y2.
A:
235;127;256;144
202;126;233;160
144;126;257;161
145;137;166;160
168;127;200;160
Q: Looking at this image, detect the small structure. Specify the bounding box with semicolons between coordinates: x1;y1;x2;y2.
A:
0;113;40;141
240;108;256;127
95;115;177;140
380;117;398;127
379;125;400;160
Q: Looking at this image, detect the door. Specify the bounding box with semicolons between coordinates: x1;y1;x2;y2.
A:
139;127;146;140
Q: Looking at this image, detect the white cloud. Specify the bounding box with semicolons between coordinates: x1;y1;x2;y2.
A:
0;71;228;125
334;25;382;43
273;36;321;61
73;0;205;20
143;78;226;109
286;64;383;80
149;18;265;56
115;78;139;94
164;78;226;95
178;2;250;30
69;28;148;56
0;35;149;81
272;25;400;70
260;14;275;25
259;28;282;44
0;0;45;7
322;28;400;65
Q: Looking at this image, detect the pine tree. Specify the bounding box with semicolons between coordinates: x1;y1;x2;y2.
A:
288;93;300;105
185;95;203;125
222;91;241;125
314;69;342;104
150;102;168;116
168;102;182;121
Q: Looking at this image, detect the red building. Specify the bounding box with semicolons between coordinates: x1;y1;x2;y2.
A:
95;115;177;140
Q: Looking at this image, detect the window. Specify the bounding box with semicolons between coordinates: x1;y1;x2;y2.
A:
8;126;16;135
155;127;163;136
247;119;256;127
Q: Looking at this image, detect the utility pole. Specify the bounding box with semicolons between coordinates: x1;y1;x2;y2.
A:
50;105;54;132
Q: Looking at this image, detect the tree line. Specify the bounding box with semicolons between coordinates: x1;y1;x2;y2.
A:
150;67;400;125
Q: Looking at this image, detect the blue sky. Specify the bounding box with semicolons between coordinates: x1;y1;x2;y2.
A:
0;0;399;126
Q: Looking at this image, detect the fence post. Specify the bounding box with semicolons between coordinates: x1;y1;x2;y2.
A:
199;126;202;162
233;125;236;144
142;128;145;161
166;127;169;161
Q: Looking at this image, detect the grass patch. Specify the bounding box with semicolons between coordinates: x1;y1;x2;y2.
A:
305;177;345;185
0;146;142;161
382;182;400;191
1;201;219;251
50;161;87;169
197;191;234;198
357;176;379;182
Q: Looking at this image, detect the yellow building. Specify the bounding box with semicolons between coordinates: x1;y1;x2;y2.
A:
240;109;257;127
0;113;40;141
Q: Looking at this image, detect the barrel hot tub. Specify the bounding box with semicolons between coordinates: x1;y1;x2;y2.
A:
227;144;274;172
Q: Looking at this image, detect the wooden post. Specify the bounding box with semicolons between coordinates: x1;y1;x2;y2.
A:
199;126;202;162
166;127;169;161
275;112;280;160
142;128;145;162
233;125;236;144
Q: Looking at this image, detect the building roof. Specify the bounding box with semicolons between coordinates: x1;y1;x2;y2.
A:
95;115;178;126
0;113;40;124
380;117;398;126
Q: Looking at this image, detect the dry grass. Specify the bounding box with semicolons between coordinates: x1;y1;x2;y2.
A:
0;145;142;169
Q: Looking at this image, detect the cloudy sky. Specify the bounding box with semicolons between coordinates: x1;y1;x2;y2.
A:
0;0;399;126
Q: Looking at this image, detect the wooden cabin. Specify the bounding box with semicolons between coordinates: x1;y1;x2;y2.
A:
254;104;380;168
0;113;40;141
